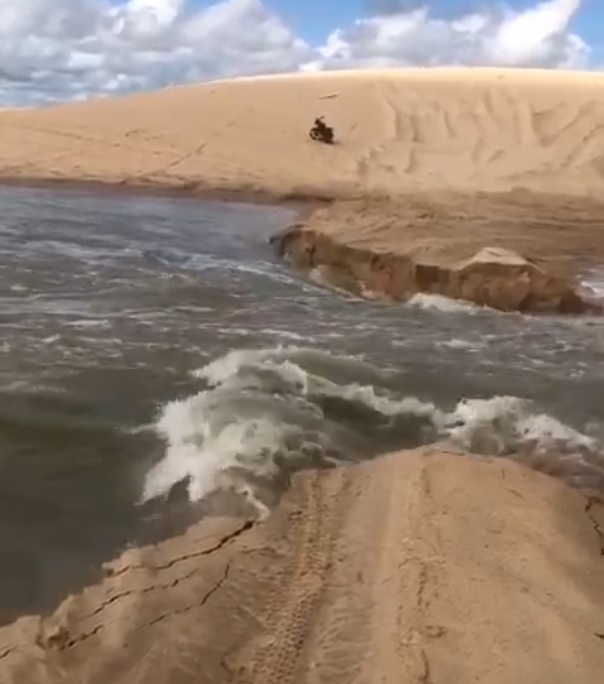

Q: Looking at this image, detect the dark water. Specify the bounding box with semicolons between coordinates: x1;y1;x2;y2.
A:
1;185;603;624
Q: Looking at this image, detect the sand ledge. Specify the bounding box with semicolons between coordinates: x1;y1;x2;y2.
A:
1;448;603;684
272;193;604;313
272;220;595;313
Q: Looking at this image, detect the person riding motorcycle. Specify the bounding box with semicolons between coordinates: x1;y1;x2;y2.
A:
310;115;334;143
314;116;328;132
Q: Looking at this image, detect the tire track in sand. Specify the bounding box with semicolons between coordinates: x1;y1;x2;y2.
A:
240;469;349;684
293;452;437;684
238;452;440;684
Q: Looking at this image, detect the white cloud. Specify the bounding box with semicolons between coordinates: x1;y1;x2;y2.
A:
0;0;311;104
488;0;585;66
0;0;592;105
306;0;588;71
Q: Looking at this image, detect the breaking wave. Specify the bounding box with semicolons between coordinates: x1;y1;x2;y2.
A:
142;346;604;510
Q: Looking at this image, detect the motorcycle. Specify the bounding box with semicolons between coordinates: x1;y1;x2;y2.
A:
309;118;335;144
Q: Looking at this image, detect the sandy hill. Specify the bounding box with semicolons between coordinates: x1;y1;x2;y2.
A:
2;67;604;198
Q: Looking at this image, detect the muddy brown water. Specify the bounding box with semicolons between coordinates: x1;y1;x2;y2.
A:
0;184;602;624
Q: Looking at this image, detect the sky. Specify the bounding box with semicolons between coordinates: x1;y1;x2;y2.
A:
0;0;600;105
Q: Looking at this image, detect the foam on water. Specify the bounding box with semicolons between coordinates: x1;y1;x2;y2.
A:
406;293;486;314
142;347;604;508
439;338;484;350
67;319;112;330
446;396;596;453
580;269;604;299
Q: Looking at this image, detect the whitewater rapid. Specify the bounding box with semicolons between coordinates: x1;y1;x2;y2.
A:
142;345;604;510
1;184;603;622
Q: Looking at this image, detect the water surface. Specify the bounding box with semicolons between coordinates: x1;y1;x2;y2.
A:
1;185;602;623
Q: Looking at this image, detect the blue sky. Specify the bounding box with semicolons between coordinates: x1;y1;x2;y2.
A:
573;0;604;52
261;0;366;42
190;0;600;47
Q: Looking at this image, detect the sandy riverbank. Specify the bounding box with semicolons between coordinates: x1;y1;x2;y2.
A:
1;449;602;684
1;68;604;682
272;191;604;312
1;68;604;308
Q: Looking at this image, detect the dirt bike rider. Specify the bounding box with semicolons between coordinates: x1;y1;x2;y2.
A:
309;115;335;143
314;115;330;134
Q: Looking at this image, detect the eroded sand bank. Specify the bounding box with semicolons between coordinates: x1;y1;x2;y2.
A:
1;449;603;684
272;192;604;312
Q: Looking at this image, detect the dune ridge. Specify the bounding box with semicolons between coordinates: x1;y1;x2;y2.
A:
1;67;604;198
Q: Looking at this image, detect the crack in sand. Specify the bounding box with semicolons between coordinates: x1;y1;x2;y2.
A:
84;564;203;620
146;559;233;628
26;520;256;656
85;543;278;623
54;560;236;654
67;625;103;649
585;497;604;556
108;519;254;579
0;647;15;661
420;650;433;684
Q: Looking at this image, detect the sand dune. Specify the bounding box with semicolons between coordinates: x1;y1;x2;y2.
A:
1;68;604;197
1;449;602;684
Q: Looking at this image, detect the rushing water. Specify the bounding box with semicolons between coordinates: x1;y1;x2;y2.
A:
0;184;603;624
